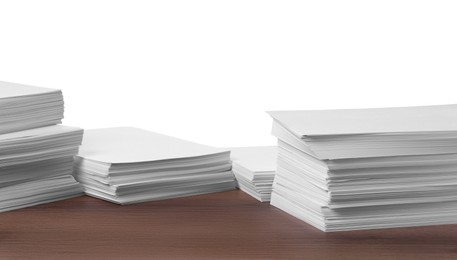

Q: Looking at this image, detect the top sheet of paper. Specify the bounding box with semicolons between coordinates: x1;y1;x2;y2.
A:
0;124;83;142
0;81;60;99
230;146;277;172
268;104;457;137
77;127;229;164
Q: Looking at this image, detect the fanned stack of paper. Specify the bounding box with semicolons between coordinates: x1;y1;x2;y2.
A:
0;81;83;212
268;104;457;231
74;127;236;204
230;146;277;202
0;81;64;135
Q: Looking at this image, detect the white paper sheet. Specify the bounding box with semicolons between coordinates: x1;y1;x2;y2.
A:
268;104;457;137
0;80;59;99
77;127;230;164
230;146;277;173
0;125;82;142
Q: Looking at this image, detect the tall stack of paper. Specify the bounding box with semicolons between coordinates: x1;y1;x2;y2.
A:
74;127;236;204
230;146;277;202
0;81;64;135
268;104;457;231
0;81;83;212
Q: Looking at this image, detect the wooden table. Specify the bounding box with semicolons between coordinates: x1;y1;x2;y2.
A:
1;190;457;259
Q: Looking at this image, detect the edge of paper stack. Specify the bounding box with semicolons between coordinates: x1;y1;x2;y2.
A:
74;127;237;204
268;104;457;232
230;146;277;202
0;81;83;212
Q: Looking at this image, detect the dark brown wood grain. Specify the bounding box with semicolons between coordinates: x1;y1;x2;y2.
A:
1;190;457;259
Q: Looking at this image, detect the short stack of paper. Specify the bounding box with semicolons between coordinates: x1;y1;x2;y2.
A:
74;127;237;204
230;146;277;202
268;104;457;231
0;81;84;212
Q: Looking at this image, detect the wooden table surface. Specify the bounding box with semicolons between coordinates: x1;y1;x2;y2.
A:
1;190;457;260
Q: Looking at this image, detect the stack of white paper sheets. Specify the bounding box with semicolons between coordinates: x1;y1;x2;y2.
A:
268;104;457;232
0;175;84;212
74;127;237;204
230;146;277;202
0;81;64;135
0;81;84;213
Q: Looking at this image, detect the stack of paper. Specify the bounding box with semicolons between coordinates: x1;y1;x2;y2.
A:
74;127;237;204
230;146;277;202
268;104;457;231
0;81;84;212
0;80;64;135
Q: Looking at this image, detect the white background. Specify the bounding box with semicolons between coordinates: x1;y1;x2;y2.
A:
1;1;456;147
